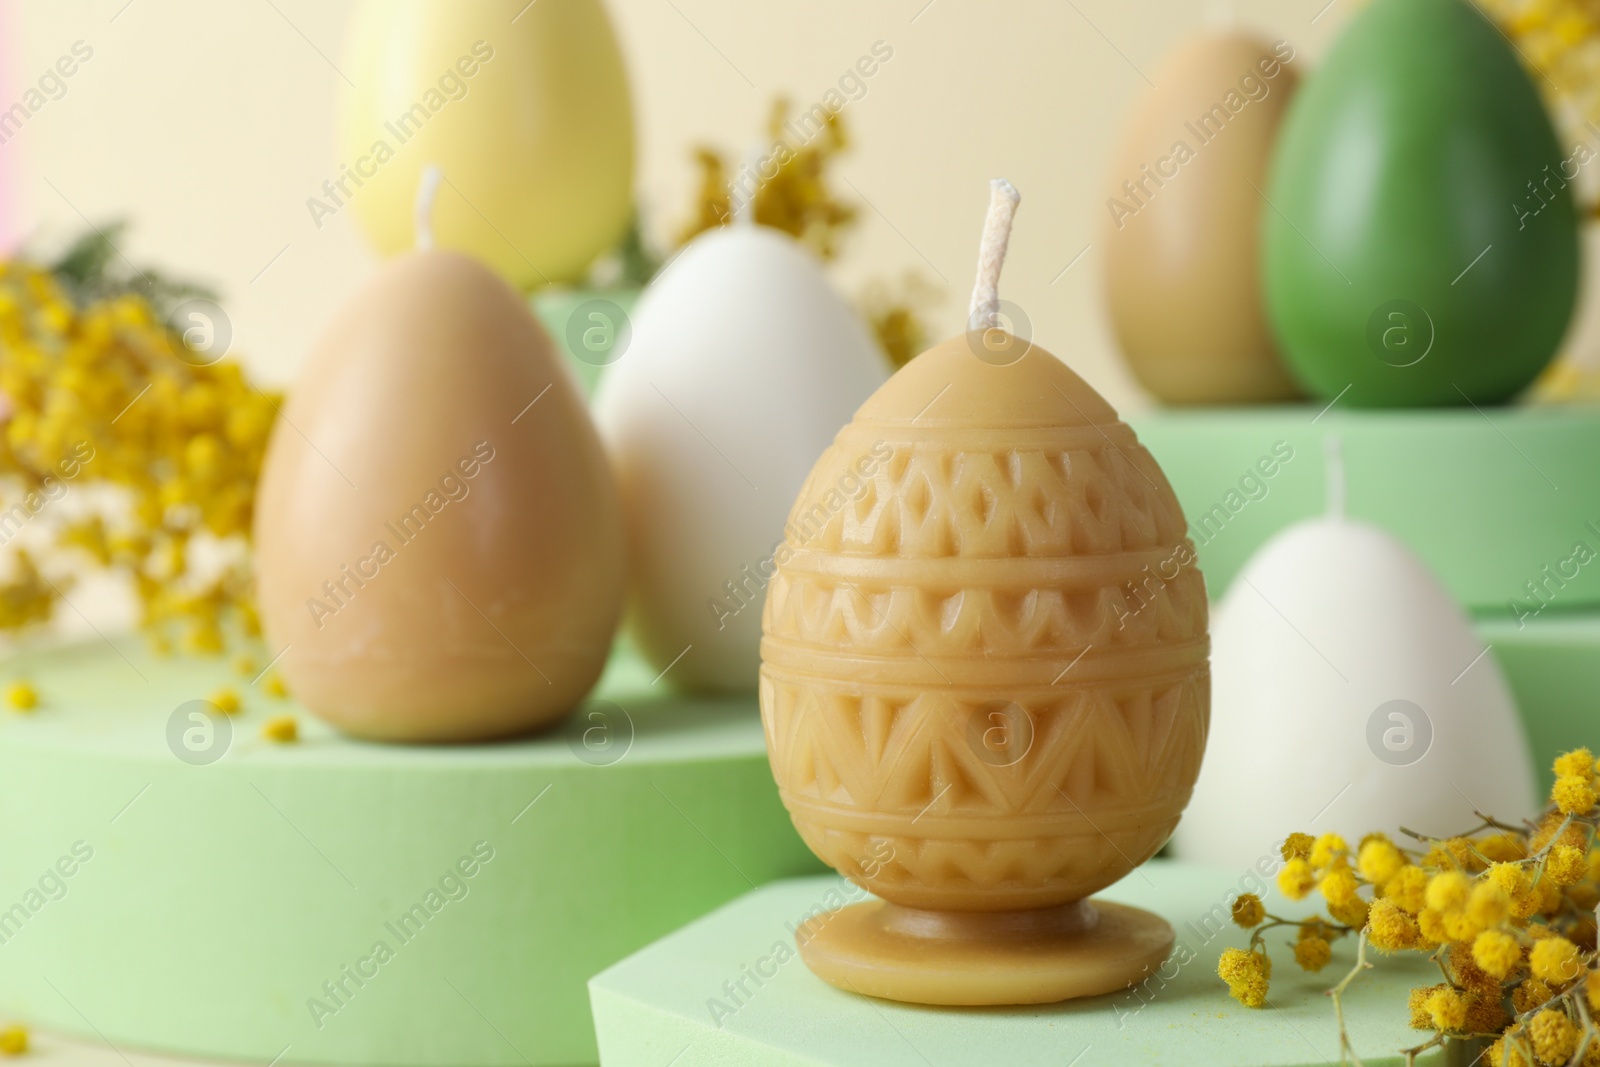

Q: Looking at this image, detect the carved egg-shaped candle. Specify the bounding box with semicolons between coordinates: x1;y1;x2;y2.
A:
759;329;1210;1004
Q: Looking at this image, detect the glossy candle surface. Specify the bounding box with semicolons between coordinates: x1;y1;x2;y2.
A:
1104;32;1301;405
1264;0;1578;406
596;226;887;693
1174;515;1538;866
255;251;625;741
340;0;634;287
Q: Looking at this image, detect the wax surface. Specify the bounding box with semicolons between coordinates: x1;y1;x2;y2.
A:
1104;32;1302;405
255;251;625;741
1174;516;1538;867
596;226;886;694
1263;0;1578;405
761;333;1210;913
340;0;634;287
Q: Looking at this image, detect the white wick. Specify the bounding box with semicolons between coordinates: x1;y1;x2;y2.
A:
1324;433;1346;520
968;179;1021;330
414;164;444;250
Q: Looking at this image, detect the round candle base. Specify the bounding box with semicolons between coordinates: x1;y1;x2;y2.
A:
796;897;1174;1006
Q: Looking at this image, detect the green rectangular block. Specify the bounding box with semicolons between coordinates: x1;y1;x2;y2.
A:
1478;610;1600;793
590;861;1444;1067
1130;406;1600;614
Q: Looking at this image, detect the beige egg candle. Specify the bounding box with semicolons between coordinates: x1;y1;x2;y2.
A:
760;182;1210;1005
256;170;625;742
1103;32;1302;404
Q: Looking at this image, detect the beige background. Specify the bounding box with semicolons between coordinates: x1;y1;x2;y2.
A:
7;1;1360;411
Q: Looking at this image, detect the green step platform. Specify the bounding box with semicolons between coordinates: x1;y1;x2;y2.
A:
1479;610;1600;792
1130;405;1600;613
532;287;638;398
589;862;1444;1067
0;640;820;1067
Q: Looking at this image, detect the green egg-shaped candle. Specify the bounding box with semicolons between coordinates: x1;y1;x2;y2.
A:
1263;0;1579;407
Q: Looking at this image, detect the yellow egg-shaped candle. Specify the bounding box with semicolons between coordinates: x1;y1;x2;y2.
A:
338;0;634;287
760;182;1210;1006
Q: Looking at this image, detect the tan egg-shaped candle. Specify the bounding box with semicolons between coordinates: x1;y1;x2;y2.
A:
255;197;624;742
1103;32;1302;404
761;183;1210;1006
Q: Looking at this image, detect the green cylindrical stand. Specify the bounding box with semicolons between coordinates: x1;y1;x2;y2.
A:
0;642;817;1067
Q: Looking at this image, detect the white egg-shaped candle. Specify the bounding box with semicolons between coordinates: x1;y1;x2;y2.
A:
1173;443;1537;867
595;223;887;692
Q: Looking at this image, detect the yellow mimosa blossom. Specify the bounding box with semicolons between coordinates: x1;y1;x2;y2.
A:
1425;986;1467;1031
1488;863;1541;920
1547;844;1587;886
1294;936;1332;972
1555;748;1596;779
1529;1008;1579;1065
0;252;276;653
1481;834;1528;864
1230;893;1264;928
1367;898;1420;952
1310;833;1347;870
1320;866;1360;907
1281;832;1314;861
1417;907;1450;947
1218;948;1271;1008
1472;930;1523;980
1408;984;1443;1029
1328;897;1369;929
1530;937;1581;986
1278;858;1315;901
0;1026;24;1055
1514;977;1556;1015
1426;871;1471;914
1554;774;1597;815
261;715;297;743
1358;837;1407;886
1385;866;1429;914
1467;879;1512;928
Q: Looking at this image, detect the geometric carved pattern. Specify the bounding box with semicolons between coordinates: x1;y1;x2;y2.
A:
763;569;1208;654
784;432;1188;559
760;671;1209;911
760;344;1211;913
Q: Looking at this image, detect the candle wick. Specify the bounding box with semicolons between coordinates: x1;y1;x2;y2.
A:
414;164;444;251
968;178;1021;331
1324;433;1346;520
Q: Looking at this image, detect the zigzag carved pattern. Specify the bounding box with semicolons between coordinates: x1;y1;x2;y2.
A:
761;568;1207;654
759;670;1209;908
785;438;1187;559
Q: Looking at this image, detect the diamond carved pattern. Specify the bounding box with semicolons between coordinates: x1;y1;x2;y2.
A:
761;378;1209;914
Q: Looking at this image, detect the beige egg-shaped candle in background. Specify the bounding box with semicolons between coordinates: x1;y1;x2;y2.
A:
761;182;1210;1006
255;171;625;742
1102;32;1302;404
